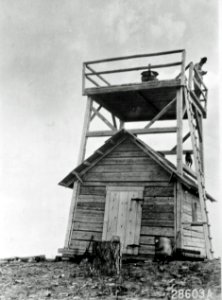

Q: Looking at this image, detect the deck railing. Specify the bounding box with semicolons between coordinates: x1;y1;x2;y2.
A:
82;49;186;93
187;62;208;112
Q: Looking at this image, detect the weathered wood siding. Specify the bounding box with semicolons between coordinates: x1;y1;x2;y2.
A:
181;189;206;257
69;138;174;256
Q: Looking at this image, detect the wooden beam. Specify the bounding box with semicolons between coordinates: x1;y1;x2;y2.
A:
176;87;183;175
85;62;182;76
189;90;206;117
78;97;93;163
175;62;191;80
137;91;159;113
85;75;100;87
183;164;197;180
180;50;186;85
86;127;177;137
84;49;184;64
194;108;202;142
91;107;116;130
144;97;176;129
90;105;102;121
171;132;191;152
119;120;124;129
112;114;117;128
182;222;207;226
193;66;207;90
85;64;111;86
82;63;85;95
176;87;183;249
198;113;204;173
158;150;193;155
72;171;83;184
85;79;181;96
182;89;187;118
193;77;206;100
83;161;91;166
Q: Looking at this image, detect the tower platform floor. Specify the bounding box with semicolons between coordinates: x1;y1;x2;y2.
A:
84;79;183;122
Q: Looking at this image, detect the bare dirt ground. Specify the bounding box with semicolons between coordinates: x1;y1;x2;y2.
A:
0;258;220;300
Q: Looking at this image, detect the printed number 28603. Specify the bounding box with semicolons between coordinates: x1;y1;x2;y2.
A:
171;288;213;299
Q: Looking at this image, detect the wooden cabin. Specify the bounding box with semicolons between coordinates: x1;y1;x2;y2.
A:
59;130;215;259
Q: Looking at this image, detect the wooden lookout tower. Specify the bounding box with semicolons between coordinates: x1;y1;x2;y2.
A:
59;50;215;260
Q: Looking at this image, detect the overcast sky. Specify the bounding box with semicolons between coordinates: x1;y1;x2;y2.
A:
0;0;221;258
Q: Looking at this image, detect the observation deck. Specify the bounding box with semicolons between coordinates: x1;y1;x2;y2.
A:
82;50;208;121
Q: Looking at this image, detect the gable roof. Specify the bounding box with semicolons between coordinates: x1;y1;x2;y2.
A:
59;129;216;202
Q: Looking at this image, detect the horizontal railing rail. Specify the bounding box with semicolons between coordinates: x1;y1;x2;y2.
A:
82;49;186;93
84;49;185;64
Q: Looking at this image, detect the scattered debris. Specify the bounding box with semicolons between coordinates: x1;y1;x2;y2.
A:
0;258;220;299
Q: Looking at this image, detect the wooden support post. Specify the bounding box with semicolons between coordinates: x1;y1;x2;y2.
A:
64;97;92;248
82;63;85;95
171;132;190;152
119;120;124;129
78;97;93;163
176;88;183;175
112;114;117;129
181;50;186;85
176;87;183;249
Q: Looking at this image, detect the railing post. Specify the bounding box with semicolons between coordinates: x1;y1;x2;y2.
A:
82;62;86;95
181;50;186;85
188;62;194;91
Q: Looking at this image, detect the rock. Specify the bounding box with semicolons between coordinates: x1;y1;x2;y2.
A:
181;265;189;271
45;291;51;297
158;265;165;272
175;280;186;287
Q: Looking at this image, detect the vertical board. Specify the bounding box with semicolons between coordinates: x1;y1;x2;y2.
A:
116;191;129;250
133;190;143;254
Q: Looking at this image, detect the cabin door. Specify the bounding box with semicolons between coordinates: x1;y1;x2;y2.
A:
102;186;144;255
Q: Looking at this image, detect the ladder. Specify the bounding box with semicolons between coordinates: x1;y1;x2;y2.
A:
184;89;213;259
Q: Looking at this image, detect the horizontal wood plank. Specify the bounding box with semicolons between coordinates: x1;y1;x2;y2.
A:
144;186;174;197
90;164;158;173
72;221;103;232
141;226;174;237
99;157;154;165
83;171;170;182
82;181;172;187
144;197;174;205
142;212;174;220
106;151;148;158
79;186;106;196
77;202;105;210
141;219;174;227
142;204;174;213
139;236;155;245
139;245;155;255
78;195;105;201
71;230;102;241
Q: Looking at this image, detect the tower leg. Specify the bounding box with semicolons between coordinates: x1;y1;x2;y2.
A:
175;87;183;249
64;97;93;248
